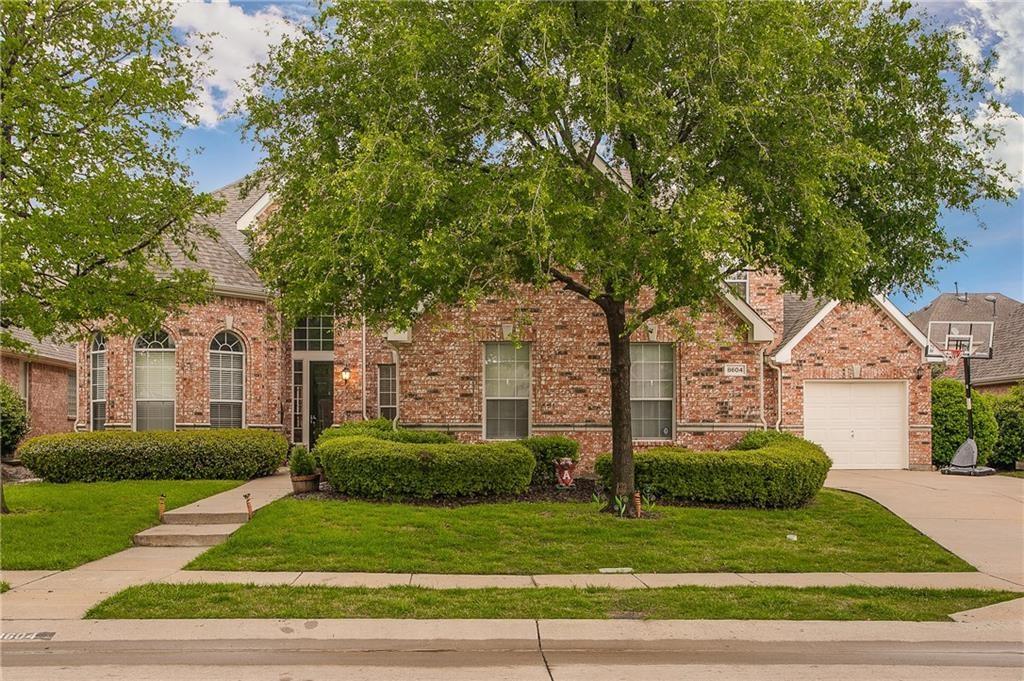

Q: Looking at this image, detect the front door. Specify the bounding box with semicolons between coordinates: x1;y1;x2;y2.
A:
309;361;334;446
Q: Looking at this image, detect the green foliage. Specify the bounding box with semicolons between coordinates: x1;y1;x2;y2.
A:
0;381;29;458
318;436;535;499
316;419;454;447
990;384;1024;469
18;430;287;483
0;0;219;348
288;446;317;477
931;378;998;466
521;435;580;485
595;434;831;508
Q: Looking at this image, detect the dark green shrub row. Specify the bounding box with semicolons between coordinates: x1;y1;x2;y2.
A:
1;381;29;459
990;384;1024;469
318;435;535;498
316;418;454;447
521;435;580;485
19;429;287;482
931;378;998;466
595;431;831;509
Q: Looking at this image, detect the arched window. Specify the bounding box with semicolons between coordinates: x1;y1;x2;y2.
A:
90;333;107;431
209;331;244;429
134;330;175;431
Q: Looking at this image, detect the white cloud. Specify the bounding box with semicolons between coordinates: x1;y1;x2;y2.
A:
173;1;301;127
962;0;1024;94
974;102;1024;191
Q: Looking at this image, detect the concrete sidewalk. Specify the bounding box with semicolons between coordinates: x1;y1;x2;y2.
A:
826;470;1024;586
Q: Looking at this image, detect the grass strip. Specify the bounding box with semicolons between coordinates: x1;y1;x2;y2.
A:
86;583;1017;622
0;480;242;570
188;490;971;574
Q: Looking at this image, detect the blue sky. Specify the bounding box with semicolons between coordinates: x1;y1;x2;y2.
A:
173;0;1023;314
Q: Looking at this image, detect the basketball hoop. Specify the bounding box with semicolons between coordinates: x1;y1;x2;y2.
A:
943;347;964;365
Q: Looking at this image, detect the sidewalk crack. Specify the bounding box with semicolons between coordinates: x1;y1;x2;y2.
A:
535;620;554;681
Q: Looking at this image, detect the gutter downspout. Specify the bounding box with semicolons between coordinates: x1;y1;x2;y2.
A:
765;354;783;431
758;347;768;430
361;316;367;420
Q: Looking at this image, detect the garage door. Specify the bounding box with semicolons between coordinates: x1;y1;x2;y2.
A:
803;381;907;469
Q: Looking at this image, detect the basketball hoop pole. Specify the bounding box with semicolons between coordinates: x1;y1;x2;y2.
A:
963;355;974;441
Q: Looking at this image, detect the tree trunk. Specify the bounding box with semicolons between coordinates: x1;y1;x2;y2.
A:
1;478;8;514
604;298;637;516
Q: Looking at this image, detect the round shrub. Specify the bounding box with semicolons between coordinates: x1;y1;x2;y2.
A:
316;419;454;447
931;378;998;466
1;381;29;459
18;429;287;482
595;433;831;508
319;436;535;499
990;384;1024;469
521;435;580;485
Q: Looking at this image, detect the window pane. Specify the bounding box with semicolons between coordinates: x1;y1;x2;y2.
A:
91;351;107;401
630;343;673;440
293;317;334;351
92;401;106;431
210;402;243;428
135;350;175;400
486;398;528;440
483;343;529;439
292;360;304;443
378;364;397;419
137;401;174;431
67;372;76;419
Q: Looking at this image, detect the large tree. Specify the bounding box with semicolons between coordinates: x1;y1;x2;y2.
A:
0;0;218;349
243;1;1014;513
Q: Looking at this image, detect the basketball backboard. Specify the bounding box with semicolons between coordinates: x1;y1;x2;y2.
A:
925;320;994;362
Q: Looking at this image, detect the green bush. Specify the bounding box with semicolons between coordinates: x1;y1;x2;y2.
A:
521;435;580;485
319;436;535;499
289;445;317;476
990;384;1024;469
316;418;454;447
18;429;287;483
1;381;29;459
931;378;998;466
595;431;831;508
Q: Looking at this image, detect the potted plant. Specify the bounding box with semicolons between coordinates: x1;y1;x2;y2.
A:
289;445;320;493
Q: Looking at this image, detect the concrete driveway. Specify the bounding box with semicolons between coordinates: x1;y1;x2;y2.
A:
826;470;1024;587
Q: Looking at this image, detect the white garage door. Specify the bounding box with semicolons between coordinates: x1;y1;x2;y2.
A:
803;381;907;469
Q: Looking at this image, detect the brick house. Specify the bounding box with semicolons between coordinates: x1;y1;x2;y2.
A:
2;328;77;441
74;179;940;470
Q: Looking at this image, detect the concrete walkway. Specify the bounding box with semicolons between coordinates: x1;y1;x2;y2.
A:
826;469;1024;586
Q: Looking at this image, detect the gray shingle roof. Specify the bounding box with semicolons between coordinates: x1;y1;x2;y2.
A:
1;327;76;365
910;292;1024;385
779;293;830;349
165;178;268;297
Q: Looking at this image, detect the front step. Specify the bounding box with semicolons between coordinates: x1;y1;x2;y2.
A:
161;511;250;525
132;523;243;547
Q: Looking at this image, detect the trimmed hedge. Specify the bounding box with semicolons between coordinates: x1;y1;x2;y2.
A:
522;435;580;485
1;381;29;459
991;384;1024;469
316;418;454;447
931;378;998;466
18;430;287;482
595;431;831;509
318;436;535;499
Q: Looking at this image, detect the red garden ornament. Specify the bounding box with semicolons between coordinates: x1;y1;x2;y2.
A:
554;457;576;488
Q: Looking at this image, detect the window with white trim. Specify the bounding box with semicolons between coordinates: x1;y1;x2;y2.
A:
90;334;107;431
66;370;76;419
630;343;674;440
293;316;333;351
484;342;530;440
725;270;749;301
209;331;244;428
378;363;397;421
292;360;304;444
134;330;175;431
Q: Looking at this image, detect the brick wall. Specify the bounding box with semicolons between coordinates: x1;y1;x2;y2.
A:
774;302;932;468
77;295;284;432
2;355;75;438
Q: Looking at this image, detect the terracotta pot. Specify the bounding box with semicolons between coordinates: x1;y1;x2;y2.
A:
291;473;321;493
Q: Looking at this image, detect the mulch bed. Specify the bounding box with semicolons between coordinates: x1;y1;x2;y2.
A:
293;476;601;507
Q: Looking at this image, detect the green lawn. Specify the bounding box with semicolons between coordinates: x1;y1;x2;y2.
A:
0;581;9;593
86;583;1017;621
189;489;971;574
999;470;1024;479
0;480;241;570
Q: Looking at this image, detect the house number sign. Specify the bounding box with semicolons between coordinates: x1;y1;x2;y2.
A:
723;364;747;377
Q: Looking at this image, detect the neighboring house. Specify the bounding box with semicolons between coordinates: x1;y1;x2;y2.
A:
910;292;1024;394
1;327;78;441
74;179;940;470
